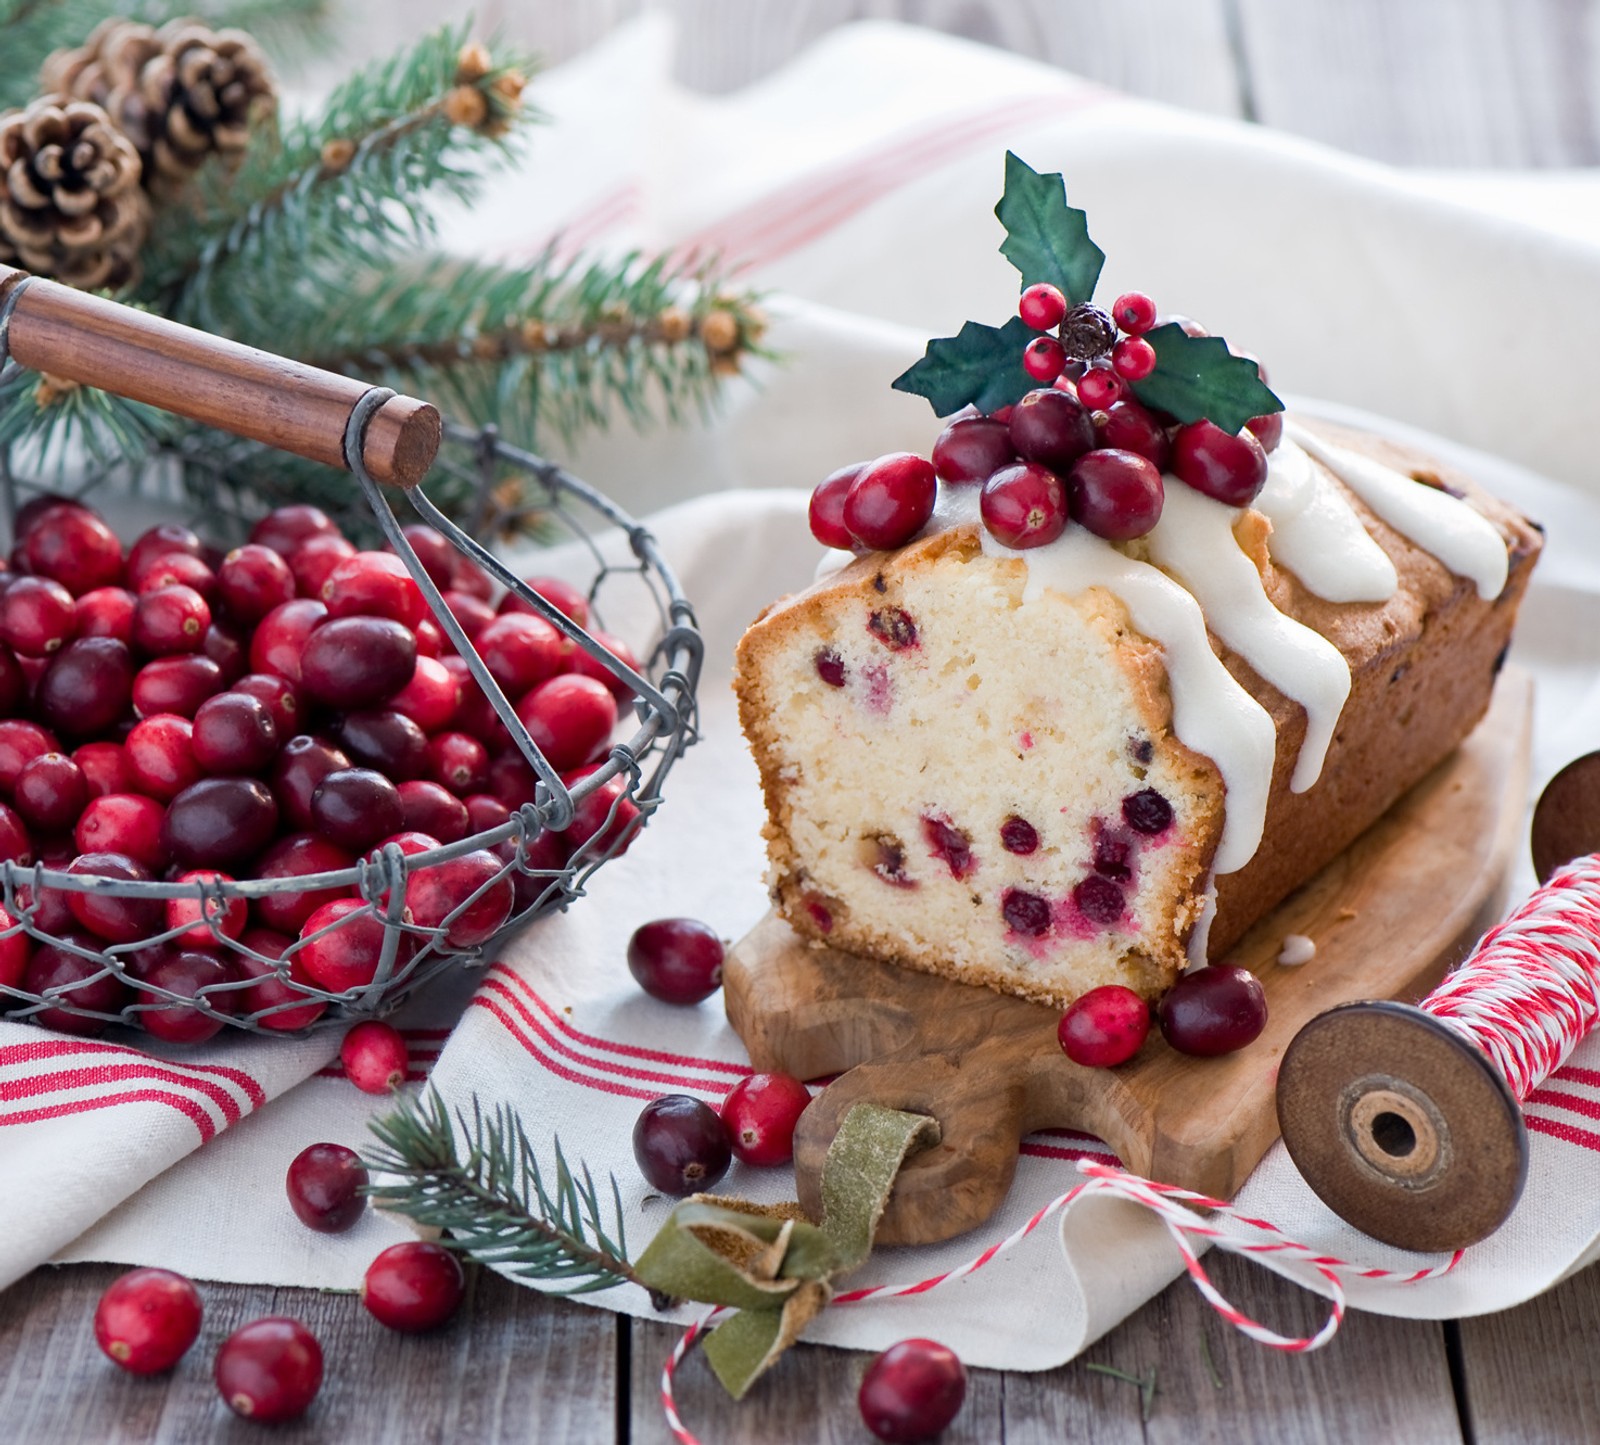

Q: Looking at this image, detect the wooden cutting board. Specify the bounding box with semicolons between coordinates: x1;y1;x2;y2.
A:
723;672;1532;1246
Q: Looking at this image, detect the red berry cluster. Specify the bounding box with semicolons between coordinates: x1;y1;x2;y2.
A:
809;299;1282;558
0;496;646;1040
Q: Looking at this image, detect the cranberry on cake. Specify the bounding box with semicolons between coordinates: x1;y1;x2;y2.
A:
733;154;1541;1012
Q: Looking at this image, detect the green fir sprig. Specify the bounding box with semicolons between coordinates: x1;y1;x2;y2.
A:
364;1087;641;1296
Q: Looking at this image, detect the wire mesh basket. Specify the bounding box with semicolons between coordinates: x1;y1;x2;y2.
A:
0;266;702;1038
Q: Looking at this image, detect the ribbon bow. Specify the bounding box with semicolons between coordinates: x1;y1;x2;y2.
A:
634;1102;938;1397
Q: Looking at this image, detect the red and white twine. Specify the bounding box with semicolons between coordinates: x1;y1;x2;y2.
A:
662;855;1600;1442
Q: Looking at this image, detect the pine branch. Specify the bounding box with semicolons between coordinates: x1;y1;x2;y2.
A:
0;366;179;477
364;1087;642;1296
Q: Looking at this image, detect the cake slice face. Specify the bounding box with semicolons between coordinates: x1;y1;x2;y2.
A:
735;527;1225;1008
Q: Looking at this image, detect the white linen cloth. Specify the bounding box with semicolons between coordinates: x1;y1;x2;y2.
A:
10;16;1600;1369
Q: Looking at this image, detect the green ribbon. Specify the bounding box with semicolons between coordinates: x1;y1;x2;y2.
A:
633;1102;939;1399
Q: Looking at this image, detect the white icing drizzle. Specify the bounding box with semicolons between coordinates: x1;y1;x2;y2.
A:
1287;422;1508;601
979;523;1276;875
1146;481;1351;793
1256;439;1398;603
1277;933;1316;967
1187;880;1218;969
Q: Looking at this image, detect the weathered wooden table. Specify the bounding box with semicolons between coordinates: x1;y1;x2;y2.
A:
8;1;1600;1439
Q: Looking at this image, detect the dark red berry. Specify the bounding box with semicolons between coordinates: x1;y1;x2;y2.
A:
138;950;239;1044
1022;334;1066;383
340;1019;409;1091
133;584;210;656
1122;788;1173;835
230;672;299;737
271;736;352;831
0;902;29;991
0;800;30;865
397;780;469;843
1068;448;1164;541
1073;875;1124;926
920;814;974;879
1076;366;1123;410
311;768;404;853
216;544;295;625
514;675;617;773
73;741;132;798
214;1317;323;1422
76;792;166;870
136;552;216;604
392;524;458;589
627;917;724;1005
1171;421;1268;507
1001;888;1050;937
465;793;512;834
406;850;513;947
559;764;641;858
65;852;161;943
132;654;224;719
93;1268;202;1374
859;1338;967;1443
362;1241;465;1333
0;575;76;656
13;752;86;835
322;551;428;627
36;636;136;740
633;1094;731;1195
1018;282;1067;332
1008;388;1095;471
442;589;495;639
126;715;203;801
299;615;417;711
162;777;279;868
843;453;937;550
299;901;391;994
75;586;136;643
931;417;1015;486
125;523;203;590
1111;335;1156;382
814;648;847;688
250;505;337;558
286;1142;368;1234
21;505;124;596
336;709;430;782
999;816;1039;855
390;656;459;734
22;940;128;1034
809;464;863;550
1112;291;1158;335
0;719;57;791
288;534;356;599
1158;965;1268;1056
981;461;1068;549
499;574;590;628
1058;985;1151;1067
252;834;356;934
236;929;326;1030
249;599;327;684
1247;411;1284;454
1092;397;1171;471
720;1072;810;1166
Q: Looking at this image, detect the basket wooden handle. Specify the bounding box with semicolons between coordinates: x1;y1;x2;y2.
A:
0;265;440;489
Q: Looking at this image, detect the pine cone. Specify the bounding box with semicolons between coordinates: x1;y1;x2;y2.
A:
0;95;148;291
42;19;276;197
1060;303;1117;363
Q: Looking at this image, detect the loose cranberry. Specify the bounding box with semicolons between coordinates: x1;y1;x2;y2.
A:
1111;335;1157;381
125;715;202;801
627;918;724;1004
271;736;352;830
1093;398;1172;471
230;673;299;737
814;649;847;688
465;793;512;834
63;852;161;944
0;800;30;864
298;900;392;993
286;1142;367;1234
1068;448;1164;541
931;417;1014;485
13;752;86;835
633;1094;731;1195
423;730;487;796
568;628;643;705
166;869;247;948
0;575;76;656
214;1317;323;1422
390;656;459;734
1247;410;1284;454
235;928;326;1030
1076;366;1123;410
93;1268;202;1375
808;464;862;550
75;586;136;643
1158;965;1268;1056
442;589;496;639
77;793;166;870
249;598;328;684
216;544;295;625
322;551;428;627
136;553;215;603
311;768;404;853
0;903;31;990
36;637;135;740
252;834;356;934
1009;388;1095;471
500;575;590;628
560;764;641;858
398;780;469;843
288;534;356;598
362;1241;465;1333
859;1339;968;1443
24;941;129;1034
981;461;1068;549
843;453;937;551
1023;335;1067;383
340;1018;409;1091
406;850;513;947
163;777;279;868
250;505;338;558
21;505;123;596
1001;888;1050;937
1122;788;1173;835
73;741;133;798
999;816;1039;855
138;950;239;1044
477;613;563;697
0;719;57;791
1018;281;1068;331
299;615;417;710
515;675;617;773
337;709;429;782
867;608;918;650
125;523;204;590
1058;985;1151;1067
720;1072;810;1166
132;654;224;719
1171;420;1269;507
392;523;458;589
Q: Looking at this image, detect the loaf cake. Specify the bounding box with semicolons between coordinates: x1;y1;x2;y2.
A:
735;421;1540;1010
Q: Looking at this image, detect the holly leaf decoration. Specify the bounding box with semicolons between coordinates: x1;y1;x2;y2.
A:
891;316;1036;417
1129;324;1284;434
995;151;1104;304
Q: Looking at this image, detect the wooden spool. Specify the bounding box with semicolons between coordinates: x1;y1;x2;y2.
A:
0;264;440;489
